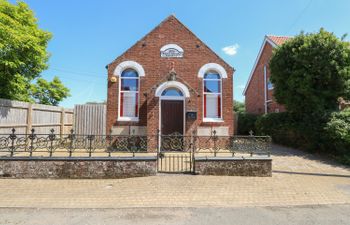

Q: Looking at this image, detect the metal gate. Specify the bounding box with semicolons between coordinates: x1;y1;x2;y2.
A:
157;152;193;173
157;134;194;173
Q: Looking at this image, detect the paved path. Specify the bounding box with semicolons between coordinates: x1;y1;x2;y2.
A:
1;204;350;225
0;145;349;208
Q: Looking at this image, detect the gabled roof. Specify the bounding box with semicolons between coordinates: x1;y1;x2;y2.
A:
243;35;292;96
266;35;292;46
108;15;233;71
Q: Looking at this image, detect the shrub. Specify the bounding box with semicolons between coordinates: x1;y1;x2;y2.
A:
255;112;309;148
233;100;245;113
324;109;350;164
237;113;258;135
270;29;350;116
251;110;350;165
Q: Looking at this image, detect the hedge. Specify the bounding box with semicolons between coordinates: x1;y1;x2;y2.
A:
238;110;350;165
324;109;350;164
237;113;258;135
255;112;310;149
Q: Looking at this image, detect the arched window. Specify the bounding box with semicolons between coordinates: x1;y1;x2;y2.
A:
161;88;183;96
203;71;222;120
119;69;139;120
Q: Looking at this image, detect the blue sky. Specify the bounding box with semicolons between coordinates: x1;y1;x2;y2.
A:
12;0;350;108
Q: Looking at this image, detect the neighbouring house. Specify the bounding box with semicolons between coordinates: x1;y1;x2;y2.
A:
106;15;234;141
243;35;291;115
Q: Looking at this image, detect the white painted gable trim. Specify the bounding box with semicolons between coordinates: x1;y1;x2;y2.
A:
113;60;145;77
242;36;277;96
155;81;190;98
198;63;227;78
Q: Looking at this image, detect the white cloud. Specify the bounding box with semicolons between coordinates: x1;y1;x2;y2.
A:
222;44;239;56
236;84;245;89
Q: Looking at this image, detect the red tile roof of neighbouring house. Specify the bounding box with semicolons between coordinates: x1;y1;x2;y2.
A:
243;35;292;96
266;35;292;46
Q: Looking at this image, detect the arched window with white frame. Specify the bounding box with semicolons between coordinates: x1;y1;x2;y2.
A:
119;69;139;121
203;71;222;121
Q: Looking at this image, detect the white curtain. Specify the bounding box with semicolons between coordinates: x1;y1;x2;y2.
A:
122;92;137;117
206;94;219;118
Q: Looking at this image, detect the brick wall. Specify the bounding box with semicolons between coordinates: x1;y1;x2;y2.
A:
245;42;285;115
195;157;272;177
106;16;234;138
0;158;157;179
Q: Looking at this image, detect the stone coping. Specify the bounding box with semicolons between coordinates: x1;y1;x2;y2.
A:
195;156;272;161
0;156;157;161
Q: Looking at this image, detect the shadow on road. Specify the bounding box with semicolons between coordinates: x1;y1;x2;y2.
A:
273;170;350;178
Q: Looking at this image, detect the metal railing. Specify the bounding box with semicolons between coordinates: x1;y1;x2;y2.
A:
0;128;271;159
194;133;272;157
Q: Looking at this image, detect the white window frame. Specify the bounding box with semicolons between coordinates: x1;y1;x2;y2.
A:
267;78;274;90
203;72;223;123
118;69;140;122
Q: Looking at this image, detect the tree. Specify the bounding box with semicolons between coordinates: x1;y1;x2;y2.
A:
0;0;51;101
233;100;245;113
0;0;70;105
269;29;350;151
269;29;350;116
30;77;70;106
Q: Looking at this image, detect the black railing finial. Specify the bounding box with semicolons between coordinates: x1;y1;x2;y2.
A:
249;130;254;136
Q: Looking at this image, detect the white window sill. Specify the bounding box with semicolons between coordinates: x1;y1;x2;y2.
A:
203;118;224;123
118;117;139;122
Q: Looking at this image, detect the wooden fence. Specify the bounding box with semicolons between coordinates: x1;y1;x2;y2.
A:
0;98;73;135
74;104;106;135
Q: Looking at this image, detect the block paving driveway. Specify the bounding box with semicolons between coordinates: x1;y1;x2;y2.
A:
0;145;349;208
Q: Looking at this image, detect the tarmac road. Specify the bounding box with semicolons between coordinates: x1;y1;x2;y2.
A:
0;204;349;225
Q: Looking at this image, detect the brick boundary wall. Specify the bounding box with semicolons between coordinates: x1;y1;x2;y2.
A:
195;157;272;177
0;157;157;179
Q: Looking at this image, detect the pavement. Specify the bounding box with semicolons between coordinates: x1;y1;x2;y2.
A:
0;144;349;224
0;144;349;208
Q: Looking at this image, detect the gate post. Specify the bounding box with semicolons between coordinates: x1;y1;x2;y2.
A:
157;129;161;154
191;130;196;174
156;129;160;171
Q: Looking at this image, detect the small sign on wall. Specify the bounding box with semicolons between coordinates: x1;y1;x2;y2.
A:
160;44;184;58
161;48;183;58
186;111;197;120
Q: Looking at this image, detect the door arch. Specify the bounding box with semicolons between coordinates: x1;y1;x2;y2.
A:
155;81;190;98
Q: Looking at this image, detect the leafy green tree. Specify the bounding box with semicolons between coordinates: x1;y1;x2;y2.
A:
269;29;350;116
268;29;350;152
0;0;69;105
233;100;245;113
30;77;70;106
